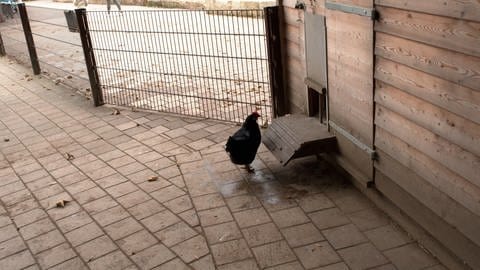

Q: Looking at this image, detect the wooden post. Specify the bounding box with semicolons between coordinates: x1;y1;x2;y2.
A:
75;8;103;106
264;6;287;117
17;3;40;75
0;32;5;56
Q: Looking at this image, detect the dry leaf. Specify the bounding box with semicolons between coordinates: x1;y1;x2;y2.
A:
112;109;120;115
64;153;75;161
55;200;69;208
148;176;158;182
3;138;9;142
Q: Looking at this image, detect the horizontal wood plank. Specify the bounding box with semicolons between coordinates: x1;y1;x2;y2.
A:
375;170;480;270
375;147;480;247
375;58;480;125
375;81;480;157
375;32;480;91
375;110;480;216
375;0;480;22
375;6;480;57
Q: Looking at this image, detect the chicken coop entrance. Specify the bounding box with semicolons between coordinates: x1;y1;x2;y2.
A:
86;9;273;124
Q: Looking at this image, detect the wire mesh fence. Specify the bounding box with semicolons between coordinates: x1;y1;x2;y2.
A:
0;5;90;95
87;9;272;124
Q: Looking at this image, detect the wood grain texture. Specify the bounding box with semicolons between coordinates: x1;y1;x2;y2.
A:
375;0;480;22
375;147;480;247
375;82;480;157
375;32;480;91
327;0;373;8
375;58;480;125
375;106;480;204
375;6;480;57
375;170;480;270
327;9;374;146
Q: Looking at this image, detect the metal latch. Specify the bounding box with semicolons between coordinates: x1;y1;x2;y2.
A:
325;1;378;20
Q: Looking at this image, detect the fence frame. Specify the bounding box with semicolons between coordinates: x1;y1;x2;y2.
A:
17;3;40;75
75;8;103;106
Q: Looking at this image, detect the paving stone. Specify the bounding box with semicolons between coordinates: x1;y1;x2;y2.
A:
219;181;250;198
199;206;234;227
384;243;437;270
316;262;350;270
0;181;25;197
189;254;215;270
129;199;165;220
117;230;158;255
369;264;398;270
65;179;96;194
347;208;390;231
96;173;129;189
252;240;296;269
154;221;198;247
0;236;27;259
118;162;148;176
106;181;139;198
281;222;325;247
13;208;47;228
93;205;131;227
178;209;200;227
242;222;283;247
56;211;93;233
19;218;56;240
7;198;38;216
88;250;132;270
131;244;176;269
217;259;259;270
83;196;118;215
151;185;186;203
210;238;252;265
233;207;271;228
153;258;190;270
365;224;413;251
294;241;341;269
36;243;77;269
192;193;225;211
309;208;350;230
65;222;104;246
73;187;107;205
297;193;335;213
48;257;88;270
1;189;33;207
225;194;261;212
330;191;374;214
47;201;83;221
163;195;193;214
105;217;143;240
338;242;389;270
270;207;309;228
322;224;368;249
57;171;88;186
204;221;242;245
77;235;118;262
0;249;35;270
27;229;65;254
171;235;210;263
117;190;151;209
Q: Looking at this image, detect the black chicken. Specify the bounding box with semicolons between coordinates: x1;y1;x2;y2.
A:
225;112;261;172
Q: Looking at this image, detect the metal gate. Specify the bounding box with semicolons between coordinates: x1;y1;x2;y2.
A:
86;9;272;124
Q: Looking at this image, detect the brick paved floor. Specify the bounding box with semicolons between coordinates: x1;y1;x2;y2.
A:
0;57;447;270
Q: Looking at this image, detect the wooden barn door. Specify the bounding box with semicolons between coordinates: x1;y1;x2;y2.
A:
325;0;376;186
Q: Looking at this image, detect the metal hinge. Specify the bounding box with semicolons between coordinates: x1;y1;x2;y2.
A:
325;1;378;20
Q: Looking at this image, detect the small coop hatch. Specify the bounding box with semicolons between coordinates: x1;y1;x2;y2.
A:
262;115;337;166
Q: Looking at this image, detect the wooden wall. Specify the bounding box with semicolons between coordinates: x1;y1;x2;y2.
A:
282;0;375;186
281;0;480;268
373;1;480;268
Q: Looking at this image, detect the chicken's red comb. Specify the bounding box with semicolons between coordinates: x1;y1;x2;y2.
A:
251;111;261;117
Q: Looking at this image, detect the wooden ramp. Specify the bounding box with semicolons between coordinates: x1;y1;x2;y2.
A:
262;115;337;166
